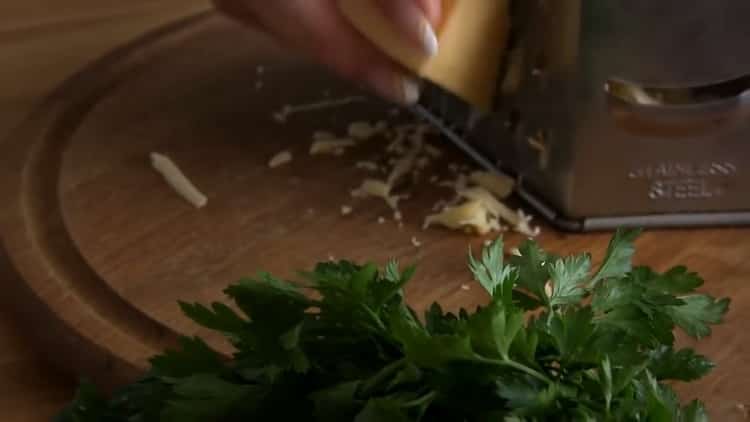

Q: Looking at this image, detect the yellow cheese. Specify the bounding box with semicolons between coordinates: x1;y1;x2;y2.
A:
338;0;511;111
469;171;515;199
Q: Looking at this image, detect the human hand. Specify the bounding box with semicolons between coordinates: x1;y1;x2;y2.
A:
213;0;441;104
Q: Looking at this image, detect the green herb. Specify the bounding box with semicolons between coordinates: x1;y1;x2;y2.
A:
56;229;729;421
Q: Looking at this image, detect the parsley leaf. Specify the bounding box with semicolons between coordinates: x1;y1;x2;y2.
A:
666;295;730;339
648;346;715;382
469;238;516;302
56;229;730;422
510;240;554;308
467;301;524;360
589;228;641;288
548;254;590;307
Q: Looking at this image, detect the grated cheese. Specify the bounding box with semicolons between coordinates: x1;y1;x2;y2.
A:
515;209;541;238
355;161;380;172
458;187;539;237
459;187;516;226
439;174;469;191
527;134;550;169
341;205;353;216
273;96;366;122
268;150;293;168
387;151;418;187
469;171;515;199
310;138;356;155
424;144;443;158
351;179;399;210
347;120;388;140
411;236;422;248
423;200;499;235
150;152;207;208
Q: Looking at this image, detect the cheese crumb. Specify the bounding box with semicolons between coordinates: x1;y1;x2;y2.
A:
439;174;469;191
469;171;515;199
424;144;443;158
310;138;356;155
273;96;366;123
377;216;386;224
348;121;388;140
393;211;403;221
268;150;293;168
411;236;422;248
150;152;207;208
510;247;522;256
355;161;379;172
458;187;539;237
341;205;353;216
515;210;541;238
351;179;399;209
459;187;516;227
528;134;550;169
424;200;499;235
461;284;471;291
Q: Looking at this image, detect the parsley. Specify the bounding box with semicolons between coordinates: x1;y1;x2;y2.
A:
56;229;729;421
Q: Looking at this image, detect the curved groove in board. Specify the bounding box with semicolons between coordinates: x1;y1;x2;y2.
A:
0;11;214;387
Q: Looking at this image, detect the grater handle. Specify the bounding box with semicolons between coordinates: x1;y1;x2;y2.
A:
605;75;750;138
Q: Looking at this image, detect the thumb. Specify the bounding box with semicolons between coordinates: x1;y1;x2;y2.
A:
375;0;442;57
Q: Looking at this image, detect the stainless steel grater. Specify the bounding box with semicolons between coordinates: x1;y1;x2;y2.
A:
412;0;750;232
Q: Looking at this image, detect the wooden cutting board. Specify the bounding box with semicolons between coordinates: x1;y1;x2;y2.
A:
0;12;748;419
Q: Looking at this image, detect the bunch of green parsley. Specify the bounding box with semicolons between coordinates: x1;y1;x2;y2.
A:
57;229;730;421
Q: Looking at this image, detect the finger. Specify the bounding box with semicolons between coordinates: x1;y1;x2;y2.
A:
414;0;442;27
214;0;421;105
375;0;439;57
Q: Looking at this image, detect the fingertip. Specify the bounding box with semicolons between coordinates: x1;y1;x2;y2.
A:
417;0;442;27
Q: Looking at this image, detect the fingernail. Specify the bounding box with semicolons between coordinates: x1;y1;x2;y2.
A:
382;1;439;57
400;76;421;104
363;67;421;105
421;20;439;56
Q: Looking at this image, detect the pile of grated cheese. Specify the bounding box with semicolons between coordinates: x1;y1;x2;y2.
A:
269;116;540;240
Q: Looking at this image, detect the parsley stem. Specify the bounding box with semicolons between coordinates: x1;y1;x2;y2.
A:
401;391;437;408
360;358;407;396
477;356;552;384
361;304;387;332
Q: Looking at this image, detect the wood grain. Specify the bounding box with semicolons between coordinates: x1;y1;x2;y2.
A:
0;1;209;420
0;11;748;421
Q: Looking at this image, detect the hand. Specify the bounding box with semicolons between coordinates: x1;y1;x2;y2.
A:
213;0;441;105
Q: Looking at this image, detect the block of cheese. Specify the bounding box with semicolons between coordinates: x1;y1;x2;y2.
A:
338;0;511;111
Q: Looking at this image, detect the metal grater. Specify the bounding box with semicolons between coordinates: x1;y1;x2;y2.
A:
411;1;750;232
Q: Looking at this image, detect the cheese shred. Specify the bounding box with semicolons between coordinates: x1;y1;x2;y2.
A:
150;152;207;209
